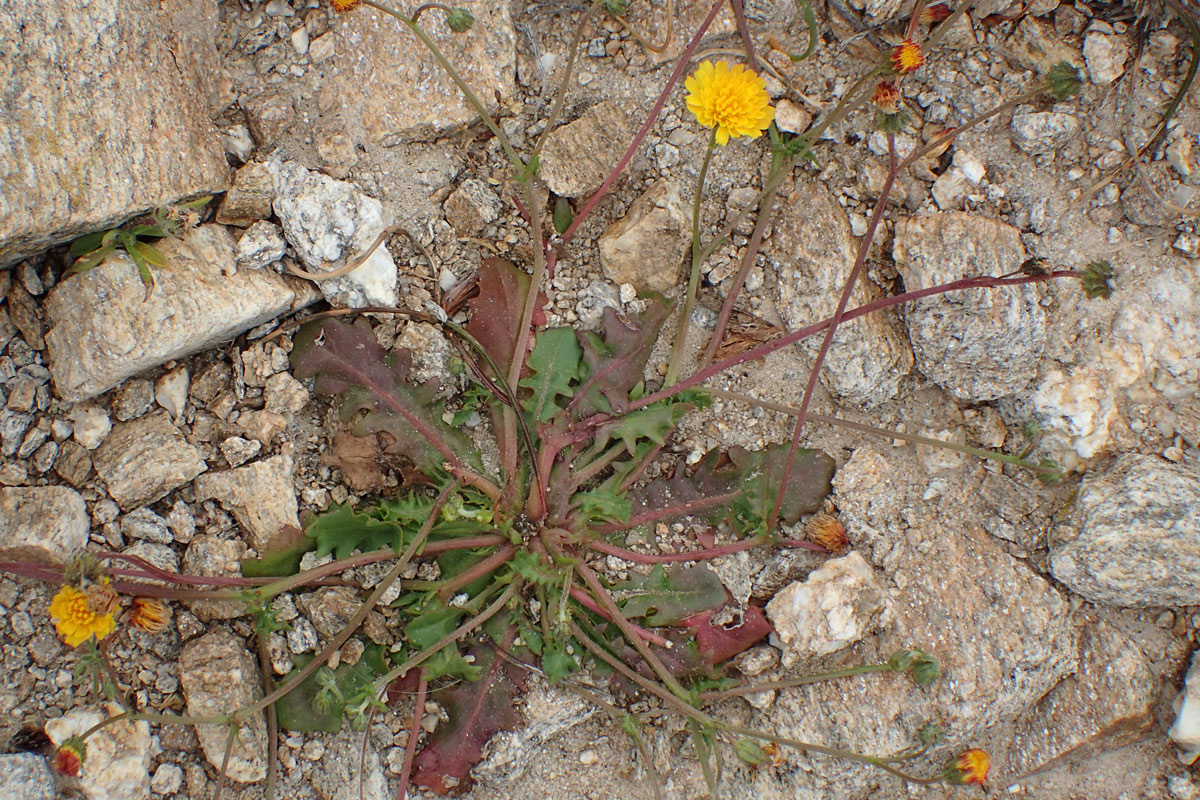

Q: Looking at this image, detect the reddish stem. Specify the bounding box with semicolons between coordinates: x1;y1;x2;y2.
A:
395;669;428;800
568;585;672;648
589;536;827;563
595;491;739;535
561;0;726;244
436;544;516;603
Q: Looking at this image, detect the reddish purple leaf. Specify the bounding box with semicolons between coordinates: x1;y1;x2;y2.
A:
681;604;773;664
412;646;527;795
465;258;531;376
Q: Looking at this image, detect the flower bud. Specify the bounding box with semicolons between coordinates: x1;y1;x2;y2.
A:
446;8;475;32
944;748;990;785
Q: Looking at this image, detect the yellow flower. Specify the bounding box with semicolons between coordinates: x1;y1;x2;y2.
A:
129;597;170;633
890;39;925;74
330;0;360;11
684;60;775;146
49;582;118;648
944;748;990;785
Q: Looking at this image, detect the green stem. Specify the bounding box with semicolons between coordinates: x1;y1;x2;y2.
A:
725;724;943;784
362;0;525;171
665;131;718;386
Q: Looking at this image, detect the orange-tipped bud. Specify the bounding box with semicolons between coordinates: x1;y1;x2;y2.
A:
871;81;901;114
944;748;990;785
921;2;953;24
806;513;849;554
129;597;170;633
52;737;87;777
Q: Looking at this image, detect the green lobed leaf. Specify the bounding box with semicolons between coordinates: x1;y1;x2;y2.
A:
613;564;727;627
541;639;578;684
405;604;466;650
571;488;632;525
520;327;582;423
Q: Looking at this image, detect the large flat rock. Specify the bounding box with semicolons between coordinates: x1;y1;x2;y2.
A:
0;486;89;563
44;225;298;403
320;0;515;144
92;411;206;510
0;0;229;265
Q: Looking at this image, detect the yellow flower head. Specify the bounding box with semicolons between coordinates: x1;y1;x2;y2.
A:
944;748;990;785
49;581;118;648
871;81;901;114
685;60;775;146
129;597;170;634
330;0;360;11
891;39;925;74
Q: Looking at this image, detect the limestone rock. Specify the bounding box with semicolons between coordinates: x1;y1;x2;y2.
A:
234;221;287;270
1049;454;1200;607
1083;31;1128;86
444;178;503;236
92;411;206;509
192;454;300;551
70;406;111;450
43;225;298;402
769;180;912;406
893;212;1044;401
269;160;397;308
154;366;190;420
44;703;151;800
319;0;515;144
766;551;889;666
0;486;88;561
539;102;631;198
0;754;53;800
0;0;228;266
215;161;274;227
1170;650;1200;765
1005;621;1154;778
597;180;689;294
179;627;268;783
1011;111;1080;156
181;536;249;620
297;586;363;639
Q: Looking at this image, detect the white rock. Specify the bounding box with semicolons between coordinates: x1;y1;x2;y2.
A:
1011;111;1080;155
774;99;812;134
931;169;969;210
1083;31;1128;86
149;764;184;796
269;159;398;308
953;150;986;184
71;406;111;449
154;366;189;420
1029;367;1118;463
766;551;890;667
290;25;309;56
45;703;151;800
1170;652;1200;764
235;220;287;270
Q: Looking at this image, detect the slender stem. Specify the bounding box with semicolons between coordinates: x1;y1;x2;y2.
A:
562;0;726;243
588;535;772;564
595;491;739;535
530;1;600;163
666;131;718;386
725;724;942;784
394;669;428;800
567;585;672;648
255;633;279;800
768;131;897;532
699;663;891;700
362;0;525;171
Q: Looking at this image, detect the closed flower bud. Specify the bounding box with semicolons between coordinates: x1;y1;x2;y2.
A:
52;737;87;777
805;513;849;554
944;748;990;785
446;8;474;32
129;597;170;633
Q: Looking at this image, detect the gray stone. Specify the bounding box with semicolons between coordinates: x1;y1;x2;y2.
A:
44;225;298;402
0;486;88;562
893;212;1044;401
444;178;503;236
769;180;913;406
192;454;299;551
597;180;689;294
269;160;397;308
0;753;54;800
297;586;362;639
112;378;155;422
1004;621;1154;778
149;763;184;796
215;161;274;227
178;627;268;783
1011;111;1080;155
234;220;287;270
0;0;229;266
218;436;262;468
1170;650;1200;765
319;0;515;144
53;440;93;487
0;410;33;458
766;551;890;667
181;536;248;620
92;411;206;509
1083;31;1128;86
44;703;152;800
539;102;631;198
263;372;309;416
1049;454;1200;607
120;507;173;544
